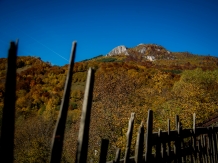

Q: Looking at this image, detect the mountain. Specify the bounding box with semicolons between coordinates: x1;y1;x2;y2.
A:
0;44;218;162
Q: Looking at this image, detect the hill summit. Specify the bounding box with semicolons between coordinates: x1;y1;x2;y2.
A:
106;44;173;61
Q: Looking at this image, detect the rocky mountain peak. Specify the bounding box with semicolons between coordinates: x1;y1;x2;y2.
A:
106;45;129;56
105;43;175;61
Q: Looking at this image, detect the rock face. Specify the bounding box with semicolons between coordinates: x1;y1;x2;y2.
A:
146;56;155;61
138;47;146;54
106;45;129;56
106;44;170;62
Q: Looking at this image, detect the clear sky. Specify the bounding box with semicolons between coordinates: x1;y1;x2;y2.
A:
0;0;218;66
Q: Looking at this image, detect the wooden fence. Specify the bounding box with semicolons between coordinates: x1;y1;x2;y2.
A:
106;112;218;163
0;41;218;163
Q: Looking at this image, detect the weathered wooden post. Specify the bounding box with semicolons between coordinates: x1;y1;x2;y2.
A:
177;121;182;163
212;127;217;163
75;67;95;163
145;109;153;163
193;113;197;162
114;149;121;163
99;139;109;163
200;135;206;163
135;121;144;163
203;135;208;163
208;127;214;163
175;115;179;130
0;40;18;163
124;113;135;163
199;136;203;163
173;116;182;163
167;119;171;163
155;129;162;162
50;41;76;163
160;128;167;162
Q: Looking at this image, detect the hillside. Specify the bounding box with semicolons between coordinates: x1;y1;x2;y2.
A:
0;44;218;162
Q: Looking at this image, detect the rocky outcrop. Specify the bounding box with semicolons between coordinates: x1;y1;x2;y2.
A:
138;47;146;54
106;44;170;62
146;56;155;61
106;45;129;56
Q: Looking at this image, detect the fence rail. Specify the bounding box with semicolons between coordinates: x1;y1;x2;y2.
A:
0;41;218;163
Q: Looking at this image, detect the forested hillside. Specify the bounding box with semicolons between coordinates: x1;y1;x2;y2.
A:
1;44;218;162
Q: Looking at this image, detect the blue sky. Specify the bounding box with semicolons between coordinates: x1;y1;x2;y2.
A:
0;0;218;66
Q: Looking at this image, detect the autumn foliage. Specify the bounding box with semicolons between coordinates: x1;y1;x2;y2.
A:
1;47;218;162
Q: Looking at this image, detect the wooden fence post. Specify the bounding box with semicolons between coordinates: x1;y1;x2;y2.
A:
0;40;18;163
99;139;109;163
192;113;197;163
177;121;182;163
175;115;179;130
167;119;171;163
114;149;121;163
208;127;214;163
161;129;167;162
75;68;95;163
205;134;211;163
145;109;153;163
135;121;144;163
200;135;206;163
197;139;203;163
212;127;218;163
124;113;135;163
50;41;77;163
155;129;162;162
203;135;208;163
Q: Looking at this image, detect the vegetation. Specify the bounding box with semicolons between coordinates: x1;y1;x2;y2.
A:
80;54;103;62
97;57;117;62
1;44;218;162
